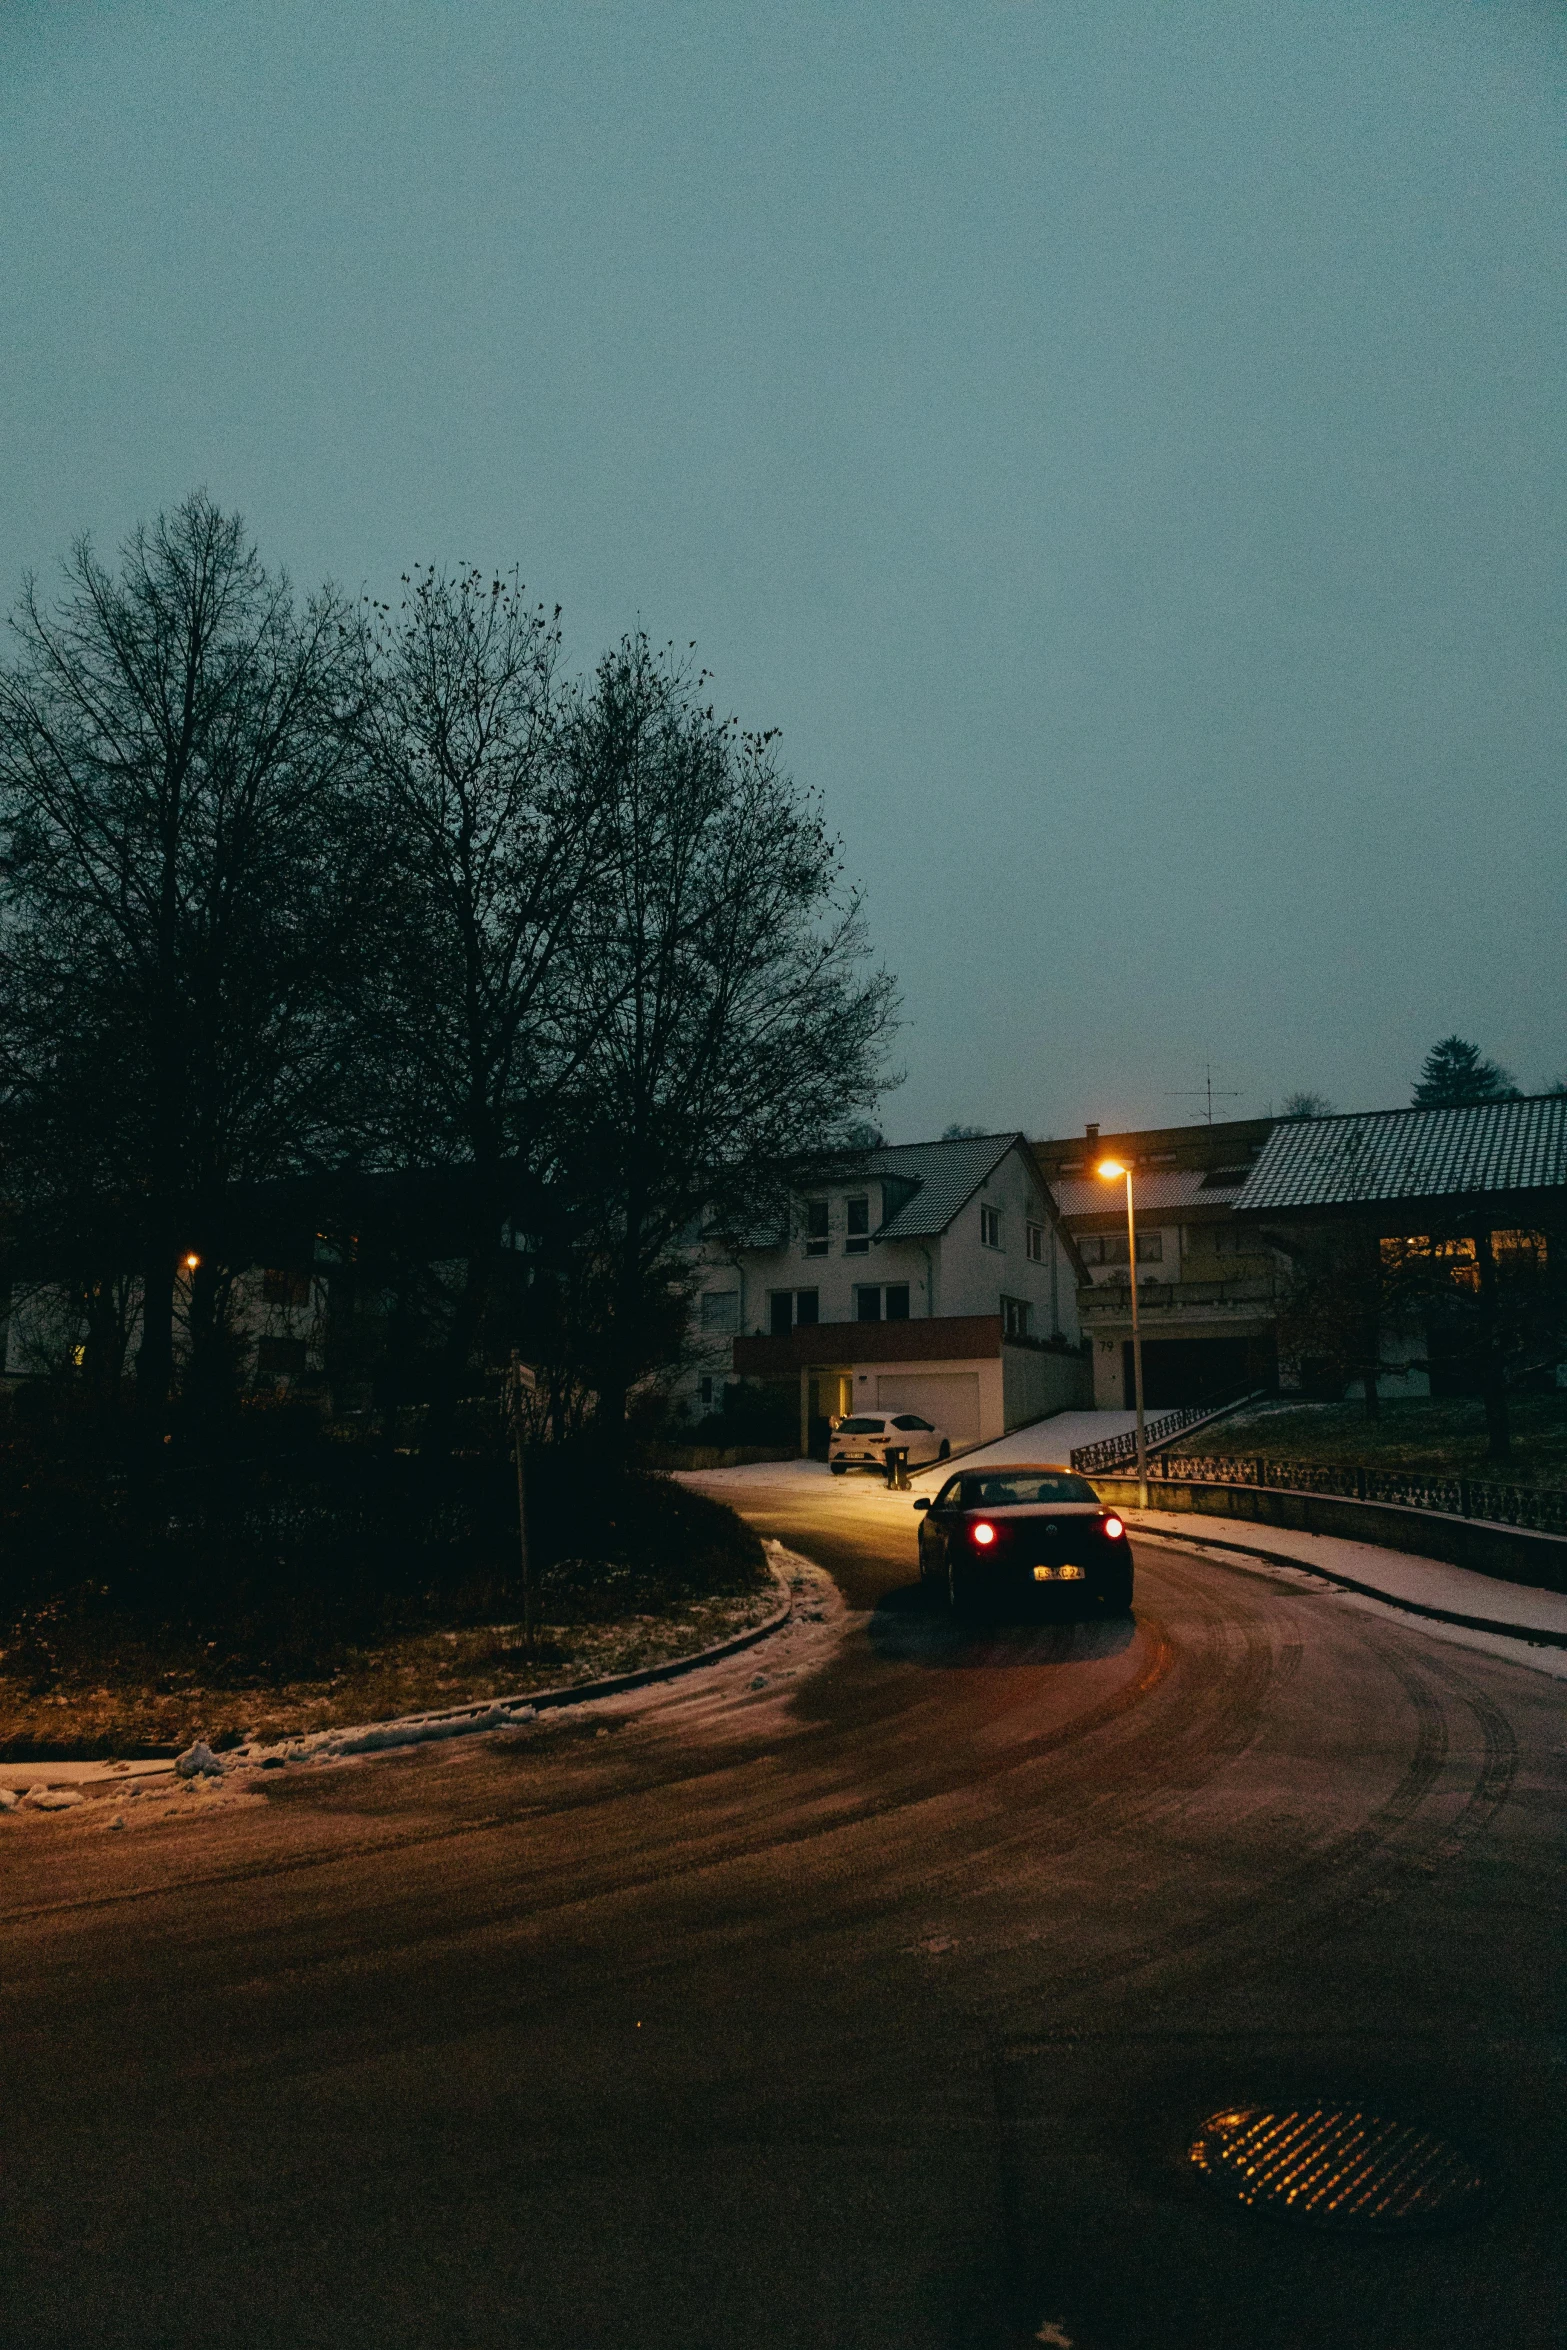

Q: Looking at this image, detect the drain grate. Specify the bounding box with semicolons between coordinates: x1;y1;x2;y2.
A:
1188;2105;1487;2232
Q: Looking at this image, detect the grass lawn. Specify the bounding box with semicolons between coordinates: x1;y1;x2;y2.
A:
0;1581;782;1761
1208;1394;1567;1488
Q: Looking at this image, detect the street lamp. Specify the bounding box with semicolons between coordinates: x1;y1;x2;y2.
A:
1097;1157;1147;1508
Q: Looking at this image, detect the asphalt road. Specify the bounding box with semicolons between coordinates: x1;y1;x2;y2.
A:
2;1464;1562;2350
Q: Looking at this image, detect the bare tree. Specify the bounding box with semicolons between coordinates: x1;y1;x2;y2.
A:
1276;1229;1413;1420
1384;1220;1565;1463
351;568;608;1423
558;636;898;1437
0;493;376;1432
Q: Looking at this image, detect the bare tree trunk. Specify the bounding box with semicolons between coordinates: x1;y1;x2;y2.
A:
137;1215;177;1433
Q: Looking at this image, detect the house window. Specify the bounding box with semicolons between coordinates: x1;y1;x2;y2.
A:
1001;1295;1031;1338
263;1267;311;1307
769;1288;821;1334
854;1283;909;1322
804;1199;829;1257
845;1196;871;1254
1078;1231;1162;1267
699;1289;739;1333
980;1204;1001;1249
1026;1222;1046;1263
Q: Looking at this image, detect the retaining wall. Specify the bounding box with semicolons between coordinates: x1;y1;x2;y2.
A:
1088;1475;1567;1595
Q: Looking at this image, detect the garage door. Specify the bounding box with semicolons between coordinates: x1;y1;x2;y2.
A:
875;1372;982;1442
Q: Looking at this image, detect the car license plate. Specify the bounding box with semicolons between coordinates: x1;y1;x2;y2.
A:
1034;1564;1085;1581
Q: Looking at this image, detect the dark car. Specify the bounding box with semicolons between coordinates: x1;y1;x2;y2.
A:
913;1464;1133;1618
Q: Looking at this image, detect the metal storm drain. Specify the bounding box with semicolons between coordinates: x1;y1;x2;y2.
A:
1188;2105;1487;2232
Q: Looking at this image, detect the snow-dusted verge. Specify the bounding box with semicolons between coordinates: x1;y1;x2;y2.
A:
221;1549;796;1770
0;1550;802;1808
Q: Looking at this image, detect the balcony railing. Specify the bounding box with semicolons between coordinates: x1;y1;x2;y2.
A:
1078;1275;1279;1317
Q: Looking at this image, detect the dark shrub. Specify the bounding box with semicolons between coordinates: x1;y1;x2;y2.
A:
525;1459;766;1621
0;1417;764;1681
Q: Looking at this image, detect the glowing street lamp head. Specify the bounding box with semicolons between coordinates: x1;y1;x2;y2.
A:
183;1252;201;1270
1096;1157;1128;1181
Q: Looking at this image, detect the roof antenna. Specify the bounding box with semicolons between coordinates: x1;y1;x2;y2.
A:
1169;1060;1242;1125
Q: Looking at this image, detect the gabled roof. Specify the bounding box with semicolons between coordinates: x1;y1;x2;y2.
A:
703;1131;1042;1252
869;1132;1023;1238
1234;1094;1567;1216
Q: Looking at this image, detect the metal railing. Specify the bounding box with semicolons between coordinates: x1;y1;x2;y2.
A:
1078;1275;1280;1317
1099;1448;1567;1539
1070;1396;1258;1474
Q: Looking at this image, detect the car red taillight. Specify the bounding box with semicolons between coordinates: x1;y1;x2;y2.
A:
1103;1514;1125;1540
971;1521;996;1546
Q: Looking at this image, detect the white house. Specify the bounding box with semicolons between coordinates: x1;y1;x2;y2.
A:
683;1131;1090;1453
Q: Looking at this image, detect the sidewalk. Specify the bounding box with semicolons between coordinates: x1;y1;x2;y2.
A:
1128;1504;1567;1669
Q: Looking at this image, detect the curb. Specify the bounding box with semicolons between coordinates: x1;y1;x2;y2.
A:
1130;1519;1567;1650
3;1558;799;1788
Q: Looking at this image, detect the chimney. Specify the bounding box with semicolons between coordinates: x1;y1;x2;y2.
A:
1085;1122;1099;1149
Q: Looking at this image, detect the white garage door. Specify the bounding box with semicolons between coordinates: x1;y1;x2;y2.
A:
875;1372;982;1442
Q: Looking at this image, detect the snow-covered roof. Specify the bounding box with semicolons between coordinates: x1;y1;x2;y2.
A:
1051;1165;1251;1218
1235;1095;1567;1215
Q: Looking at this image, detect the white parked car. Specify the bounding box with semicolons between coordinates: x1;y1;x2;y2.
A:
828;1412;951;1476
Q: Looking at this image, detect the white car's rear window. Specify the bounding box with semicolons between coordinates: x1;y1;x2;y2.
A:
836;1417;886;1435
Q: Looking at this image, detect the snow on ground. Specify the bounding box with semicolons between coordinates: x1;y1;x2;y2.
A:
1128;1506;1567;1665
936;1410;1141;1473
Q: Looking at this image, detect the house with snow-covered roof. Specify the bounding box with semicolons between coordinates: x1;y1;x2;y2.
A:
681;1131;1090;1454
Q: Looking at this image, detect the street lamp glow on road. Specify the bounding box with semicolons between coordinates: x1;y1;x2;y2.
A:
1096;1155;1148;1506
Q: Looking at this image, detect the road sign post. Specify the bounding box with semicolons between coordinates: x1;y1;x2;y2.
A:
505;1354;539;1653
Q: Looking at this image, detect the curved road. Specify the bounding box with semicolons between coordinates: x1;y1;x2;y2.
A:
1;1466;1562;2349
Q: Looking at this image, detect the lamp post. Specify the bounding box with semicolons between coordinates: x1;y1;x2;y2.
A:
1097;1156;1147;1508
